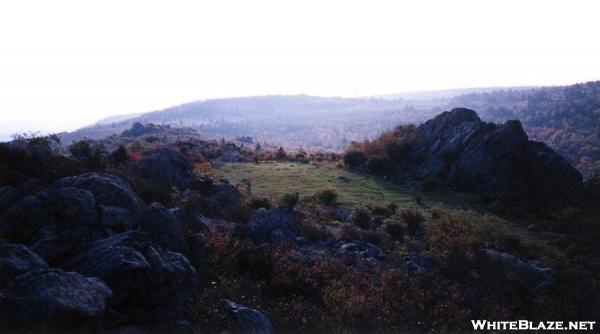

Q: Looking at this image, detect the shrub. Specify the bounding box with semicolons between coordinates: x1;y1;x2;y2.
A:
351;207;371;229
426;212;476;274
414;194;423;205
384;220;404;241
280;192;299;208
387;202;398;214
400;208;425;236
342;150;366;168
250;196;272;210
315;188;337;207
365;155;393;174
296;221;333;242
276;147;287;160
110;145;130;165
69;139;105;169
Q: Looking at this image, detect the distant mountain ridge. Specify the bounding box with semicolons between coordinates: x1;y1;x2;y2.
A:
61;81;600;178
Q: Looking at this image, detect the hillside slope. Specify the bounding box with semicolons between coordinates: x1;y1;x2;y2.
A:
62;81;600;178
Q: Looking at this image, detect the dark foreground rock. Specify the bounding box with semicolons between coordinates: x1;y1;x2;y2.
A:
141;148;194;189
0;243;48;288
0;268;112;332
412;108;583;210
481;249;557;290
224;299;273;334
52;172;142;212
64;230;198;323
248;206;298;243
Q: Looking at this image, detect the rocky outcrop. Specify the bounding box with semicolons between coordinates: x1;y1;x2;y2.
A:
248;206;298;243
411;108;583;210
0;172;201;330
0;243;48;288
141;148;194;189
52;172;142;212
0;268;112;332
481;249;557;290
138;203;189;255
64;231;198;323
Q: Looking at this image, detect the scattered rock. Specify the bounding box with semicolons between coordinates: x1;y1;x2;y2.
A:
223;299;273;334
0;268;112;332
45;186;97;227
99;204;135;231
0;243;48;288
481;249;557;290
141;148;194;189
0;179;44;211
138;203;189;255
64;231;198;322
217;151;252;163
248;206;297;243
52;173;141;211
0;195;57;243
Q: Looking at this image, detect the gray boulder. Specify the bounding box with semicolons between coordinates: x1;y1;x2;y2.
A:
52;172;141;211
0;179;44;211
224;299;273;334
64;231;198;322
248;206;297;243
138;203;189;255
0;195;57;243
0;243;48;288
99;204;135;231
481;249;557;290
45;186;97;227
0;268;112;332
141;148;193;189
29;225;112;267
209;183;242;210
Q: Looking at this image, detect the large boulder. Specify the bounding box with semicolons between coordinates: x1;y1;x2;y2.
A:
52;172;141;211
248;206;298;243
0;179;44;211
29;225;112;267
64;231;198;323
412;108;583;210
481;249;557;290
138;203;189;255
0;195;57;243
0;268;112;332
223;299;273;334
0;243;48;288
141;148;193;189
44;186;97;227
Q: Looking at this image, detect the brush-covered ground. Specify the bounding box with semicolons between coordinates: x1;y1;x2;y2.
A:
1;123;599;333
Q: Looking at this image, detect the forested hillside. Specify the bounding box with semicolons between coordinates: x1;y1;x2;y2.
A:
60;82;600;178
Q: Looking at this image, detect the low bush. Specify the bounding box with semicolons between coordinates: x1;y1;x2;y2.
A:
342;150;367;168
250;196;272;210
384;219;404;241
280;192;299;208
400;208;425;236
315;188;338;207
351;207;371;229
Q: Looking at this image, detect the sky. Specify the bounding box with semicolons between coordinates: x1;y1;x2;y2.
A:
1;0;600;137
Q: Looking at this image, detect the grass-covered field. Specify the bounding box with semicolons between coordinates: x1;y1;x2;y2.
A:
214;161;468;208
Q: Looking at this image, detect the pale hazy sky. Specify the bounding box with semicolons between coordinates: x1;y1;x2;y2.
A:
1;0;600;136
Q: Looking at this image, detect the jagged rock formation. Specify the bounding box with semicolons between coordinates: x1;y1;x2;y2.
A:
412;108;584;210
0;173;200;332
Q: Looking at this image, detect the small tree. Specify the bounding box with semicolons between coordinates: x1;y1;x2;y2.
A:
110;145;130;165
